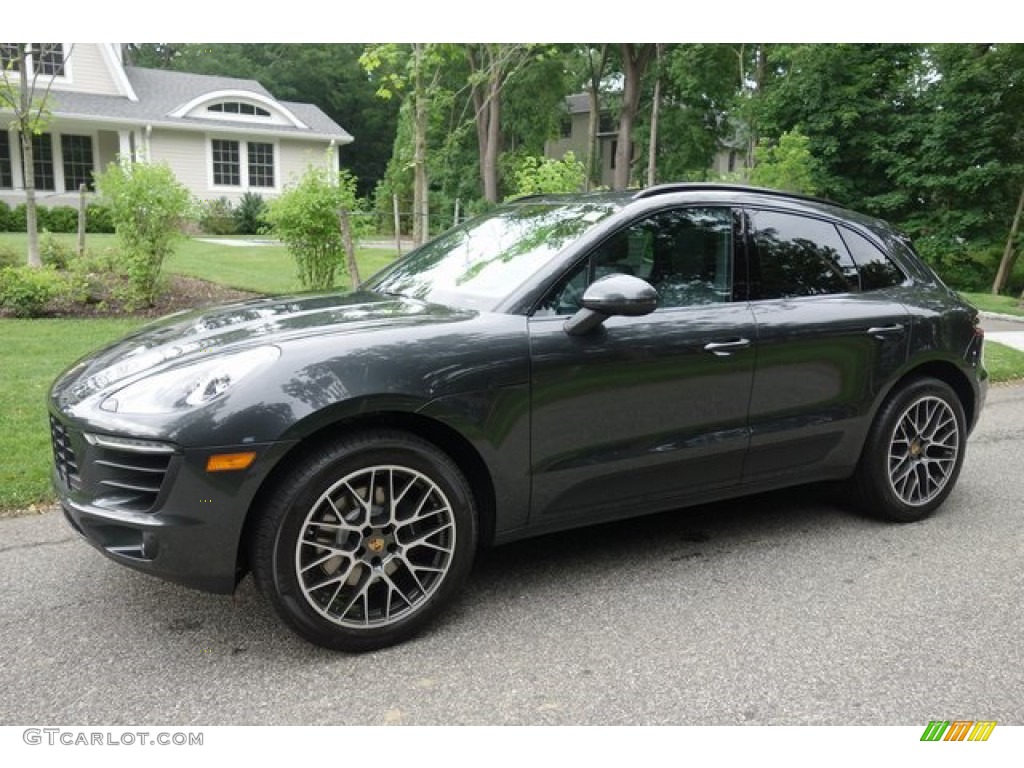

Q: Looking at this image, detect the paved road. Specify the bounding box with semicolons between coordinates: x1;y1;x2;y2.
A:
1;385;1022;726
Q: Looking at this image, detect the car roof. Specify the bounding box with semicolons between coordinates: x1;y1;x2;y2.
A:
505;183;891;235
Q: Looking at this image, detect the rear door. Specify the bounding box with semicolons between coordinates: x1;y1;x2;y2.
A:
527;206;757;525
743;208;910;484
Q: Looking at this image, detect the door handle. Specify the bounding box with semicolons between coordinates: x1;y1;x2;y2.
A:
866;324;905;338
704;338;751;356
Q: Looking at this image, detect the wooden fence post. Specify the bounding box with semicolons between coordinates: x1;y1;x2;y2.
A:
339;208;361;290
392;194;402;256
77;184;87;258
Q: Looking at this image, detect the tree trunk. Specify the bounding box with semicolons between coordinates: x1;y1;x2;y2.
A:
411;44;429;246
18;50;41;268
482;81;501;204
585;45;608;191
993;184;1024;295
468;45;504;205
646;45;662;188
613;44;654;190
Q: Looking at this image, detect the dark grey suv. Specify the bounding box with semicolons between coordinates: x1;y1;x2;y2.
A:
49;184;988;651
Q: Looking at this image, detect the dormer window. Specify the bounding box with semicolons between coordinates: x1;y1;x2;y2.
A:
207;102;271;118
34;43;65;76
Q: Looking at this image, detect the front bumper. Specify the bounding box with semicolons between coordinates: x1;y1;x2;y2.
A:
51;415;295;594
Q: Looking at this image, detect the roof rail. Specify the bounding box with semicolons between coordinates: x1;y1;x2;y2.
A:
632;183;845;209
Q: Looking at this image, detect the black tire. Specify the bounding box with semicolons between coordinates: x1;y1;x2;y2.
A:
850;377;967;523
252;430;477;652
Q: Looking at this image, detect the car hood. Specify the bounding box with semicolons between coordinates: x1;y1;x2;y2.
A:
52;290;476;408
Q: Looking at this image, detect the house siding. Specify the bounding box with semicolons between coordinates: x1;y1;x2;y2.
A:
51;44;122;98
278;139;333;187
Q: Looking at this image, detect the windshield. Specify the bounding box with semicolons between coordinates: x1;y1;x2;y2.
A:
366;201;620;310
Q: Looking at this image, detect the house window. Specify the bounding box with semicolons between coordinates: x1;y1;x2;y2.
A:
61;134;94;191
598;112;615;134
560;116;572;139
212;139;241;186
247;142;274;187
32;133;55;191
1;44;20;72
33;44;65;77
208;102;271;118
0;132;13;188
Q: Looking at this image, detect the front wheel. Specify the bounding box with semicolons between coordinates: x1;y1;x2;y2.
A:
252;430;477;652
851;378;967;523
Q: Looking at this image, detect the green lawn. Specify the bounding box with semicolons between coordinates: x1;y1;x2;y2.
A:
960;292;1024;318
0;233;399;295
0;318;144;512
985;340;1024;384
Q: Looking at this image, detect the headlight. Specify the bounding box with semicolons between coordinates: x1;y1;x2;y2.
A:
100;346;280;414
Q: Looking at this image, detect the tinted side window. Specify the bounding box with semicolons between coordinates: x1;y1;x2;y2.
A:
750;210;858;299
538;207;733;315
839;227;905;290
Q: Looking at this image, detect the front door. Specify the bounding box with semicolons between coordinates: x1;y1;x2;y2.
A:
527;206;756;524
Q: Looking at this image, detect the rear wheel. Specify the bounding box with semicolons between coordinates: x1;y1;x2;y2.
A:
851;378;966;522
252;430;477;652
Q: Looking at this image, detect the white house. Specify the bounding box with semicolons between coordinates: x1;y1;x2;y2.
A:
0;43;354;207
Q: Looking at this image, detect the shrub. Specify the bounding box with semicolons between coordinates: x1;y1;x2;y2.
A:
40;234;74;270
0;244;20;267
94;161;193;307
86;204;115;233
234;191;266;236
9;204;28;232
0;266;64;317
505;152;586;199
262;167;363;290
42;206;79;233
198;197;237;236
0;201;11;232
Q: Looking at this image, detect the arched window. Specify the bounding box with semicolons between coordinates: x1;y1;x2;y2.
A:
207;102;271;118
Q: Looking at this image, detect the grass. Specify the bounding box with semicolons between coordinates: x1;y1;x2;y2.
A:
985;341;1024;384
0;232;399;294
960;291;1024;318
0;318;144;513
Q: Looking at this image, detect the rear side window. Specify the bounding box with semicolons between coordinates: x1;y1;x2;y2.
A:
839;227;906;290
749;210;858;299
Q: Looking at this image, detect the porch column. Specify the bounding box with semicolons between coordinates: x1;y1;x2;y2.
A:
117;130;132;164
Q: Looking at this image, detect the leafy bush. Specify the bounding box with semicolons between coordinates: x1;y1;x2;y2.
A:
9;204;27;232
0;266;64;317
262;167;363;290
94;161;193;307
749;130;822;196
86;203;115;233
40;234;74;270
0;201;11;232
0;244;20;267
505;152;586;199
198;197;237;235
234;192;266;236
40;206;79;233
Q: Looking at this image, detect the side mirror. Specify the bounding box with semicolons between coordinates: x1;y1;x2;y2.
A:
564;274;659;336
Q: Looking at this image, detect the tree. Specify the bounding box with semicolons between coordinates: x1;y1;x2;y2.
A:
262;166;362;291
464;44;544;204
94;161;193;306
0;43;67;268
749;130;821;195
613;44;656;189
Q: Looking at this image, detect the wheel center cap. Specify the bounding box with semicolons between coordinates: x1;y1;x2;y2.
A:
367;536;386;553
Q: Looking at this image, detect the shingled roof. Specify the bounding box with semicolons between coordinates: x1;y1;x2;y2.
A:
45;66;352;142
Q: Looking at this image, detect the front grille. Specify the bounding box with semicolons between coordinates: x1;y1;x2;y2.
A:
50;416;82;492
50;416;176;513
87;438;174;513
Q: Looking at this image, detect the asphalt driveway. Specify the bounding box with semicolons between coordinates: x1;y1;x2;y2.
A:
1;385;1022;726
